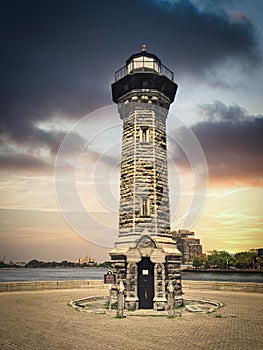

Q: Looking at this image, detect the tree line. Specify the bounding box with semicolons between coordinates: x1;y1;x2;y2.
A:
0;259;111;268
1;251;262;270
193;250;263;270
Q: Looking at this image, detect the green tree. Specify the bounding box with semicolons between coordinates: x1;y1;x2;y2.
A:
255;256;263;270
27;259;41;268
0;261;7;268
193;256;204;269
233;252;257;269
207;250;232;269
61;260;69;267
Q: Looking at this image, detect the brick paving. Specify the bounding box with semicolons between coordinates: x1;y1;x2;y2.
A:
0;289;262;350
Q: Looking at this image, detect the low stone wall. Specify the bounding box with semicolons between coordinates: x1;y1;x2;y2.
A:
0;280;262;293
0;280;107;292
183;281;263;294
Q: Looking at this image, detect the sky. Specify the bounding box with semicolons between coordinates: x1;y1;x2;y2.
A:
0;0;263;262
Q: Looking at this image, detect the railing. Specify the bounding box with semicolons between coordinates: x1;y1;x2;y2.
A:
115;61;174;82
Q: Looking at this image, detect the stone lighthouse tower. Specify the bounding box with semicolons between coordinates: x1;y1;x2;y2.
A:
110;46;182;310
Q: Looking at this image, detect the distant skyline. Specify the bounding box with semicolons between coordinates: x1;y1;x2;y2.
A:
0;0;263;262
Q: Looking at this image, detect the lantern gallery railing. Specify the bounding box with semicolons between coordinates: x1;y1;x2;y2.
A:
115;60;174;82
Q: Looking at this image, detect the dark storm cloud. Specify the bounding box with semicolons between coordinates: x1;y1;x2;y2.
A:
174;101;263;184
0;0;261;171
4;124;65;155
0;153;52;173
1;121;85;157
199;100;250;122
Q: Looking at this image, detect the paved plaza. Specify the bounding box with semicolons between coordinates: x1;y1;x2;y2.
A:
0;288;262;350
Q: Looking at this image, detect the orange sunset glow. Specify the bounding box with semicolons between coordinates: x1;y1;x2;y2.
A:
0;0;263;262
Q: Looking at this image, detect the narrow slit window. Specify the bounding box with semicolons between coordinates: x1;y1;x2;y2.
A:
140;197;150;217
140;127;149;143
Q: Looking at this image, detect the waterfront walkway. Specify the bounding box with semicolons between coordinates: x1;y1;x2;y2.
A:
0;288;262;350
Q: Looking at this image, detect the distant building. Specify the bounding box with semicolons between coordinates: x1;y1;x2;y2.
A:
76;255;97;265
250;248;263;257
15;261;27;267
172;230;203;265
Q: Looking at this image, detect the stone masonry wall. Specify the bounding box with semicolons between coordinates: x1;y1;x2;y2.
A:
116;103;172;247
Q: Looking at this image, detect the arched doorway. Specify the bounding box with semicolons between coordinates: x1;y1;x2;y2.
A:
138;257;154;309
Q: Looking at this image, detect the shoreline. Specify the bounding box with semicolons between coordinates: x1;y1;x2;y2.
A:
1;266;262;272
182;268;263;274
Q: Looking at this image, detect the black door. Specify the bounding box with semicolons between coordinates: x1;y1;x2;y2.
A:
138;257;154;309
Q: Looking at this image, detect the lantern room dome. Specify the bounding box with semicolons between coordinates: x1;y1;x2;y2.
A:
112;45;177;104
126;45;161;75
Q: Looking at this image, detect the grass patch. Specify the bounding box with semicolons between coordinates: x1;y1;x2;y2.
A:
104;301;117;310
175;305;184;309
127;306;136;312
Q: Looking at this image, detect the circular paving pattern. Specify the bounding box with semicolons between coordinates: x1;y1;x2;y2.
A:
69;295;223;317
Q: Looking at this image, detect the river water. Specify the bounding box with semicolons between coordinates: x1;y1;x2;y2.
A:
0;268;262;283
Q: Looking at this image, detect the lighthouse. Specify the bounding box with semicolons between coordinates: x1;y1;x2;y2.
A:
110;46;182;310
